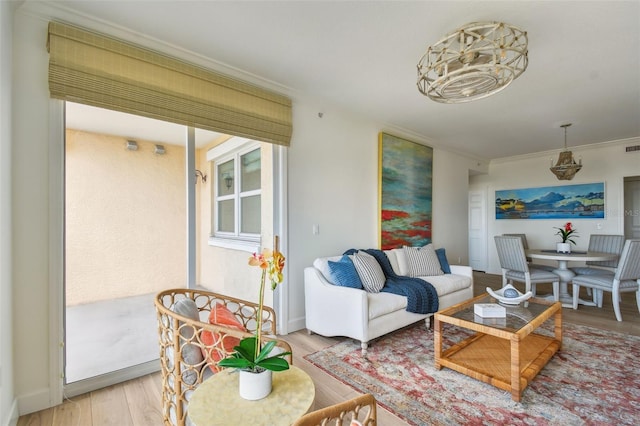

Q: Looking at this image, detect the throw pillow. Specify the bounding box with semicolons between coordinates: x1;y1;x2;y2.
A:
352;251;386;293
327;255;363;289
404;244;444;277
201;303;247;373
435;247;452;274
168;298;205;385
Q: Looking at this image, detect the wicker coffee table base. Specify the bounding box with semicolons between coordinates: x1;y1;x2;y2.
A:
434;294;562;402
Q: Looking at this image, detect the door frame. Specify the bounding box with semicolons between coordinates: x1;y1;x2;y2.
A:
48;101;290;402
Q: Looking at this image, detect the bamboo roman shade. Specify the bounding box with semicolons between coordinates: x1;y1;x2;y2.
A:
47;22;292;146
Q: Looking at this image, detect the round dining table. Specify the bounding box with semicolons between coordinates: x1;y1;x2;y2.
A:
526;249;618;307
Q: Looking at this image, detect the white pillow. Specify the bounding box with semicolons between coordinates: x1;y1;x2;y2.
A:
404;244;444;277
352;251;386;293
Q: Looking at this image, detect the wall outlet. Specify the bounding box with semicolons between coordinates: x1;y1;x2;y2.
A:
312;224;319;235
457;256;462;264
596;223;602;230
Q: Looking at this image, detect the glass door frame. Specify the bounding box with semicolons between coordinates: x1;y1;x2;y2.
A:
50;101;199;398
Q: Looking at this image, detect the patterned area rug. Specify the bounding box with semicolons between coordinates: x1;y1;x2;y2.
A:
304;322;640;425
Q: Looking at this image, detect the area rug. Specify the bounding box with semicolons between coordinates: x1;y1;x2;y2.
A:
304;322;640;425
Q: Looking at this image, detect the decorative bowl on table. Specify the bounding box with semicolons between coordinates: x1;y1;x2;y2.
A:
486;284;533;306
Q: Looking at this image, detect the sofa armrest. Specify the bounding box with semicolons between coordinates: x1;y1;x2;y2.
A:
450;264;473;280
304;267;368;342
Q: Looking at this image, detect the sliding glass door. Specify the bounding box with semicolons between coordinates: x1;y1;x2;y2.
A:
63;102;216;396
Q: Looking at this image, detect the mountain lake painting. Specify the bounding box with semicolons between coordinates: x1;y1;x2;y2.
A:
379;133;433;249
496;182;605;220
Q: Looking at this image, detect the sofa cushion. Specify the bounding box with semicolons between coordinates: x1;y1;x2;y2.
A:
313;255;343;283
435;248;451;274
385;249;408;276
328;255;363;289
353;251;386;293
404;244;444;277
419;273;471;296
367;292;408;319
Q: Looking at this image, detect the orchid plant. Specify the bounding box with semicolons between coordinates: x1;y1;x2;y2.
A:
555;222;578;245
217;246;290;373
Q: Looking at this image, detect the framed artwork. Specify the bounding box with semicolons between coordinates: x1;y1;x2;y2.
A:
495;182;605;219
378;132;433;249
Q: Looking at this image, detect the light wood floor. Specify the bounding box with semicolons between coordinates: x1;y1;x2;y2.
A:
18;272;640;426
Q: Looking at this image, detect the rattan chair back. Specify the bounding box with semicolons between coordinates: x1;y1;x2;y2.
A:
292;393;378;426
155;288;293;426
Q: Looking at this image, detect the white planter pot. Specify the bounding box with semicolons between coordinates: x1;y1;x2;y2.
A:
239;369;272;400
556;242;571;253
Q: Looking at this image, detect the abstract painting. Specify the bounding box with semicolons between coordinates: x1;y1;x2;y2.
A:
379;132;433;249
495;182;605;219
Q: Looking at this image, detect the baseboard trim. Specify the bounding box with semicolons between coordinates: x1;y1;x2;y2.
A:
287;316;306;333
2;397;19;426
63;360;160;398
16;387;50;418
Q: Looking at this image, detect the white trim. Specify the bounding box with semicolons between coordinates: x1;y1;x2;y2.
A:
63;361;159;399
186;127;196;287
206;136;251;161
48;99;64;407
272;145;289;335
208;236;260;253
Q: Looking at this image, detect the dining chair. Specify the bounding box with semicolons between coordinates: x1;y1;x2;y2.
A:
571;234;625;275
572;239;640;321
570;234;625;304
494;236;560;300
292;393;377;426
503;233;555;271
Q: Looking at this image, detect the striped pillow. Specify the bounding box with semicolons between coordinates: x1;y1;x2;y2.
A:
404;244;444;277
352;251;386;293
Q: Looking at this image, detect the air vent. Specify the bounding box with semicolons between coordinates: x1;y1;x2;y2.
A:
626;145;640;152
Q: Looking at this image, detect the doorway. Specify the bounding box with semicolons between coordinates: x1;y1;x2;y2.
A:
63;102;214;396
624;176;640;239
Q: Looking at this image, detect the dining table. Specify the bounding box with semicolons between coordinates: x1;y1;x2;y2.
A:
526;249;618;307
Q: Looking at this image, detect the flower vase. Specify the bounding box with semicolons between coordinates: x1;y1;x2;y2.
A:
556;242;571;253
239;369;272;400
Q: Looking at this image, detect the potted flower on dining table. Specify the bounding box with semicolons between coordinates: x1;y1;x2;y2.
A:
555;222;578;253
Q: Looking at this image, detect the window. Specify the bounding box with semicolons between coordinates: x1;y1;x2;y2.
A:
209;139;262;251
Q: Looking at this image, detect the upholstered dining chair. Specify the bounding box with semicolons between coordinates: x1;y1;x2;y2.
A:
570;234;625;304
572;239;640;321
494;236;560;300
503;233;555;271
292;393;377;426
571;234;625;275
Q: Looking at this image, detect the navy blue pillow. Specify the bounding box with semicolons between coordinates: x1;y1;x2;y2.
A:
435;248;451;274
327;255;363;289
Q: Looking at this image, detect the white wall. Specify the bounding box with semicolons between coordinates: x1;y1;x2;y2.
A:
1;1;16;425
10;5;478;415
470;138;640;275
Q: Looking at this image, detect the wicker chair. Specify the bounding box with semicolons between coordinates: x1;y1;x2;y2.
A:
155;288;293;426
292;393;377;426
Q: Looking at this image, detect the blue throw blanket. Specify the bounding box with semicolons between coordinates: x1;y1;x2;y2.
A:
344;249;439;314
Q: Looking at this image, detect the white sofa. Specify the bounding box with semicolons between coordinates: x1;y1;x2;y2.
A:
304;248;474;354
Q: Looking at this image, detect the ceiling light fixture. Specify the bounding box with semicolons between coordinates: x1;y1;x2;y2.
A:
417;21;528;103
550;123;582;180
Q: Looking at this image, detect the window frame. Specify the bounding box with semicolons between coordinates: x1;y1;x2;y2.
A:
208;138;262;252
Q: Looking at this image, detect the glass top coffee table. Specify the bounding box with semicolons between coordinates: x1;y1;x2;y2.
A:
434;293;562;402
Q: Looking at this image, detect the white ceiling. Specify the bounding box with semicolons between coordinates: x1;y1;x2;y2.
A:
51;1;640;160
